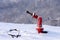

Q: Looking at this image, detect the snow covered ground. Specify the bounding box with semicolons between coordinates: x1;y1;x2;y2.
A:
0;22;60;40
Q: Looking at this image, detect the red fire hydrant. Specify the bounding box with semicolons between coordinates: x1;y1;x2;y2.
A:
32;13;44;33
26;11;44;33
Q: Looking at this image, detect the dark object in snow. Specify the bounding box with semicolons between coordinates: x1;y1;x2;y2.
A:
9;29;18;31
8;29;21;38
8;34;21;38
41;31;48;33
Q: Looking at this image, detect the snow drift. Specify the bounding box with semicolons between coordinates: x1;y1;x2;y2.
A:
0;22;60;40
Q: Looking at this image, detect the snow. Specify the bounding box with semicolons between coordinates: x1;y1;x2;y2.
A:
0;22;60;40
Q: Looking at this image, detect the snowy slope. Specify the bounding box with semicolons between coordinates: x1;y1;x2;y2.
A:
0;22;60;40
